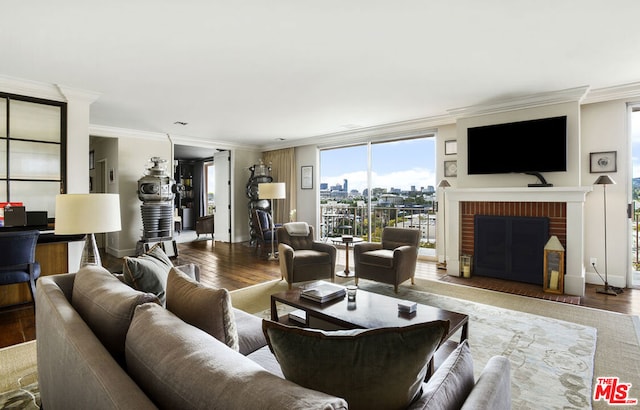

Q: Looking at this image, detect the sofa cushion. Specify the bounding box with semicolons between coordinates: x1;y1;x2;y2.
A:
359;249;395;268
415;340;475;410
126;303;348;410
233;308;268;355
165;267;239;351
262;319;449;410
284;222;310;236
122;244;173;305
71;265;159;363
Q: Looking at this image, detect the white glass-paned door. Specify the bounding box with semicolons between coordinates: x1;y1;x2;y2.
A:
0;98;6;138
11;180;59;216
9;140;60;179
9;100;61;142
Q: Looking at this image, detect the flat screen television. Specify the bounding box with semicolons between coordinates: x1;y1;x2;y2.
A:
467;116;567;175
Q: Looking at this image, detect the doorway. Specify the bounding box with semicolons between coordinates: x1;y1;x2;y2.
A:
630;106;640;288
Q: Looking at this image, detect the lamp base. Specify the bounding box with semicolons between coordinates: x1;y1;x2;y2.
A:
596;283;623;296
596;287;618;296
81;233;102;267
267;252;279;261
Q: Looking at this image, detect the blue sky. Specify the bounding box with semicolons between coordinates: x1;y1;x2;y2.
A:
320;137;436;193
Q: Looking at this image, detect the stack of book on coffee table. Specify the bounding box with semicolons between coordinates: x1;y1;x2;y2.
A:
397;300;417;314
300;281;346;303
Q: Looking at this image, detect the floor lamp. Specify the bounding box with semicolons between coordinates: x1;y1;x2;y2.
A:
437;179;450;270
55;194;122;267
258;182;286;261
593;175;620;296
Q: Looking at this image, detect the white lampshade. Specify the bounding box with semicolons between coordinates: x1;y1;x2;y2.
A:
258;182;286;200
55;194;122;234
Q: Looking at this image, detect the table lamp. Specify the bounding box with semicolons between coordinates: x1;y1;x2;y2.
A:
55;193;122;267
258;182;286;260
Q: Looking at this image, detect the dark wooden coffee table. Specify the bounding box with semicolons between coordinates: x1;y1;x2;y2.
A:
270;286;469;376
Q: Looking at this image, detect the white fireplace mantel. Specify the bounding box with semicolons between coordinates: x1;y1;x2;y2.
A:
443;186;593;297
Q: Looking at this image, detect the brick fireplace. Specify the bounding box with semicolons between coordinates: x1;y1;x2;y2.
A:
460;201;567;256
443;187;591;296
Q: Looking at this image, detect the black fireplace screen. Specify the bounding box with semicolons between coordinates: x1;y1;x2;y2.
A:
473;215;549;285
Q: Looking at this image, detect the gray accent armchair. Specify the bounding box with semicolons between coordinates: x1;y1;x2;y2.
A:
277;222;337;289
354;227;420;293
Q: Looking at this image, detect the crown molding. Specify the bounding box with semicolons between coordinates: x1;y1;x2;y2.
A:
261;113;455;151
0;74;65;101
89;124;257;152
89;124;168;140
56;84;101;104
448;86;591;118
582;81;640;105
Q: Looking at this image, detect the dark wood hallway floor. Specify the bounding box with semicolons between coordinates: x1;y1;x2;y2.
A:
1;239;638;349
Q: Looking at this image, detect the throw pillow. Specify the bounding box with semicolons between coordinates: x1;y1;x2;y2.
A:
71;264;159;364
126;303;347;409
262;319;449;410
416;340;475;410
122;243;173;305
165;267;239;351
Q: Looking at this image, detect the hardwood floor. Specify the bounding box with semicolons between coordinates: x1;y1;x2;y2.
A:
1;239;639;349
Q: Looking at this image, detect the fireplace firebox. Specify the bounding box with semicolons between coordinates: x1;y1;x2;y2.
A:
474;215;549;285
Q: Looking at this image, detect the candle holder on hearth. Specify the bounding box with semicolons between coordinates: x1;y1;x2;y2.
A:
461;255;472;278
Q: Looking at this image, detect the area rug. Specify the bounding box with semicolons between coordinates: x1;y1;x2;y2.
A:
0;340;39;409
231;278;639;410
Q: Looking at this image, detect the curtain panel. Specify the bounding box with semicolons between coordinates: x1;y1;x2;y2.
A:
262;148;296;224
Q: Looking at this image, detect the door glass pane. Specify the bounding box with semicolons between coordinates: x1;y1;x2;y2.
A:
0;181;6;202
9;100;61;142
0;98;6;138
371;137;436;253
0;142;5;178
10;180;59;217
10;140;60;179
320;145;367;239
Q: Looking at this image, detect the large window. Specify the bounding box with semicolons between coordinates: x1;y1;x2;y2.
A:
320;136;436;256
0;93;66;218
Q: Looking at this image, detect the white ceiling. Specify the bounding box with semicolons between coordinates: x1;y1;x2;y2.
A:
2;1;640;149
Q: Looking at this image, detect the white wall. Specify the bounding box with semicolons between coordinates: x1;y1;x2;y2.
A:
436;124;458;264
294;145;319;236
581;99;630;288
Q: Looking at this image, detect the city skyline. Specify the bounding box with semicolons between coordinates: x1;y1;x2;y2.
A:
320;137;436;194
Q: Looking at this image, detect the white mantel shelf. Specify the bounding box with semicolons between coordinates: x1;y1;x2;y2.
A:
446;186;593;202
443;186;593;297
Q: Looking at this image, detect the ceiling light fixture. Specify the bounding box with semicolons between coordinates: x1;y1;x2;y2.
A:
173;121;188;126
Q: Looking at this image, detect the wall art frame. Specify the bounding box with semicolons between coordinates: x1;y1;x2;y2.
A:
444;160;458;177
590;151;617;173
301;165;313;189
444;140;457;155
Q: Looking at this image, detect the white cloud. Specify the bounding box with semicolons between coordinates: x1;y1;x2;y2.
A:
323;167;435;193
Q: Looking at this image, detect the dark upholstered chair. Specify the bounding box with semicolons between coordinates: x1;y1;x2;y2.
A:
0;230;41;304
277;222;337;289
253;209;279;257
354;227;420;293
195;214;214;239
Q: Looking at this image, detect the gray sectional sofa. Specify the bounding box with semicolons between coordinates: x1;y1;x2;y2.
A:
36;265;511;409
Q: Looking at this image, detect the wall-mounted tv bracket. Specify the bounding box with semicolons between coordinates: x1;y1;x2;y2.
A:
525;172;553;187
